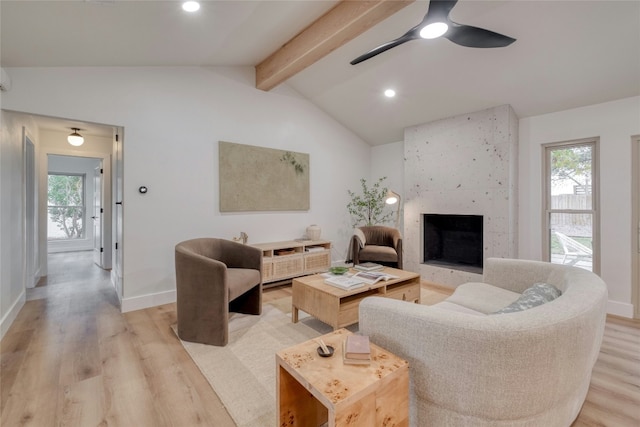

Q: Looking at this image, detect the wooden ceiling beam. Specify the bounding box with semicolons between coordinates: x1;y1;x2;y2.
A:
255;0;415;91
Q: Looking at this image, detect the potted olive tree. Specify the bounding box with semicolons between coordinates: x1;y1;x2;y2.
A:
347;177;395;227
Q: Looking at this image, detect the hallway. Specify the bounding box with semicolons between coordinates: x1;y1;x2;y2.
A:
35;250;110;287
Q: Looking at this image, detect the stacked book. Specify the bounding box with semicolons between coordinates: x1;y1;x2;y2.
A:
354;262;384;272
342;334;371;365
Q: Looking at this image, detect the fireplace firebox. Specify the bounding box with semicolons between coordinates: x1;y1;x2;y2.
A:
423;214;483;273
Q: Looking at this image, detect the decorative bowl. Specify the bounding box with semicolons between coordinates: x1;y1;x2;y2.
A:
329;266;349;275
317;345;334;357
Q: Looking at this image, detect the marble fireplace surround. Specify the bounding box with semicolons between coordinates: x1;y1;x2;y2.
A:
403;105;518;287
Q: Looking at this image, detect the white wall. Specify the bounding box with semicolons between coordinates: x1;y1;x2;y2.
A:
0;110;39;338
519;96;640;317
370;140;404;229
371;141;404;194
1;66;371;311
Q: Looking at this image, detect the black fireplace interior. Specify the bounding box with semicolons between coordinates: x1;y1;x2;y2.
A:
423;214;483;273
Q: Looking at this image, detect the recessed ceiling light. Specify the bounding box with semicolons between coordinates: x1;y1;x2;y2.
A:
384;89;396;98
182;1;200;12
420;22;449;39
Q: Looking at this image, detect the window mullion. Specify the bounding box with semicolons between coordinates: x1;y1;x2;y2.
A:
549;209;595;215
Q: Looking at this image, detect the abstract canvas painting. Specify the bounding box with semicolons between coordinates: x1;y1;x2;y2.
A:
219;141;310;212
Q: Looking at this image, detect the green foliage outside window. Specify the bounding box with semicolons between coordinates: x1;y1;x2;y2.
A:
550;145;592;190
48;174;85;239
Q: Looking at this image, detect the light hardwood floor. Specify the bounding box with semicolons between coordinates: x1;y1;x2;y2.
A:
1;252;638;426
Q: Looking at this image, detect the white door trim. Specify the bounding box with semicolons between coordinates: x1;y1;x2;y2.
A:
23;128;38;288
41;148;112;275
632;136;640;319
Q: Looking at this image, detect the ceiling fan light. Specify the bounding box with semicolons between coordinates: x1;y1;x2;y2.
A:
67;128;84;146
420;22;448;39
182;1;200;12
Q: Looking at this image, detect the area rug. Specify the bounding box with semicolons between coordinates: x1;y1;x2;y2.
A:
173;289;443;427
172;301;337;427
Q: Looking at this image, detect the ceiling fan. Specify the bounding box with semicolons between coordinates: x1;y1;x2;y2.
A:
350;0;516;65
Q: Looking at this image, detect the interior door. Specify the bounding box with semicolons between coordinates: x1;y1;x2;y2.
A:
93;164;103;267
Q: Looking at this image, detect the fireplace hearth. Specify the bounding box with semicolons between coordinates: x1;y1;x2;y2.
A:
423;214;483;273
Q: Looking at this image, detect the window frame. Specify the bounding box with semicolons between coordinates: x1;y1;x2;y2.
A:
541;137;600;274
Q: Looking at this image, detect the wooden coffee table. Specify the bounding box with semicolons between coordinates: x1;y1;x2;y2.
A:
277;328;409;426
292;267;420;330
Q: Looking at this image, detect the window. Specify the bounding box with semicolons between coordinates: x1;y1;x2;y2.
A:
543;139;599;273
47;173;86;240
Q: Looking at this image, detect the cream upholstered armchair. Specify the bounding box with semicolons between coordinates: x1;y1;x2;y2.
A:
359;258;607;426
349;225;403;269
175;238;262;346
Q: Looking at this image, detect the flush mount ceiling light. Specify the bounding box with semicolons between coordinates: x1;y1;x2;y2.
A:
67;128;84;146
384;89;396;98
182;1;200;12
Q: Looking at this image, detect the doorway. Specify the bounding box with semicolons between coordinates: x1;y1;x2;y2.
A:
29;114;122;307
43;154;111;287
47;155;102;255
8;111;123;305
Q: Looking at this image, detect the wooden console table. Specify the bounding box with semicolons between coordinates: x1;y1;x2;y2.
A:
277;328;409;426
251;239;331;285
292;267;420;330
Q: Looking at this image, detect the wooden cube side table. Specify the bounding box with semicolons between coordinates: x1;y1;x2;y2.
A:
276;329;409;427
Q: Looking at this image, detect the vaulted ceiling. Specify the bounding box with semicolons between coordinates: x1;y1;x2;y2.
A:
2;0;639;145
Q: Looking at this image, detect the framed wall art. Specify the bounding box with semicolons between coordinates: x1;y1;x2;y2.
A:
218;141;310;212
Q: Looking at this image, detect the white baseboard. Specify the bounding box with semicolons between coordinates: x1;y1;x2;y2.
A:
48;244;93;253
607;299;634;318
121;289;176;313
26;270;41;289
110;271;122;306
1;290;26;340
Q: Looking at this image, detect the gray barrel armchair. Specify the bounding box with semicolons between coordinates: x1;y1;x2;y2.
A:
349;225;403;269
175;238;262;346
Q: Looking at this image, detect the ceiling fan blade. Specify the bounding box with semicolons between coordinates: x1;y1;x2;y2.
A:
350;32;418;65
444;23;516;48
424;0;458;23
350;0;515;65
